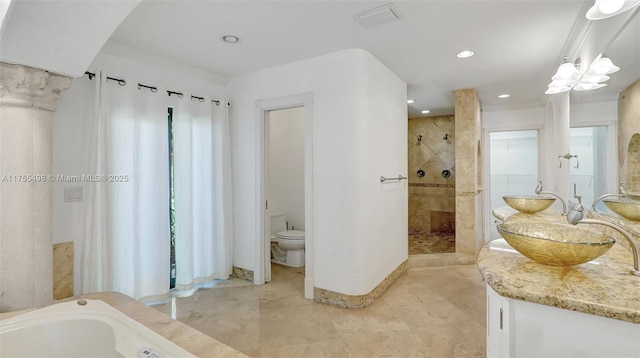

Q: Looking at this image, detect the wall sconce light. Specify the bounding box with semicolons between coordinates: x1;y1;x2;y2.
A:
589;55;620;75
545;54;620;94
586;0;640;20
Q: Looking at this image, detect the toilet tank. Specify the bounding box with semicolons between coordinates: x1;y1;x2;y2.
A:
269;212;287;235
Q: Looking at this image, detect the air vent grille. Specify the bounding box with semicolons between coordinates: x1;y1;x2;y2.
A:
354;3;402;28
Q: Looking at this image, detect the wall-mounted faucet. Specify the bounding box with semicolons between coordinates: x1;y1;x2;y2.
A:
558;152;579;169
591;181;628;209
567;187;640;276
535;180;567;215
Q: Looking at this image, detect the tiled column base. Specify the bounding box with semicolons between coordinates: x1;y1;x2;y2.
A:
313;260;408;309
231;266;254;282
53;241;74;300
408;253;476;268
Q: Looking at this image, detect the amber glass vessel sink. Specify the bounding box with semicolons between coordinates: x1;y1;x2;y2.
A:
502;195;556;214
497;222;615;266
602;198;640;221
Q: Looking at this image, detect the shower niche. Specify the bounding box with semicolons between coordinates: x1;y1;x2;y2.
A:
408;115;456;255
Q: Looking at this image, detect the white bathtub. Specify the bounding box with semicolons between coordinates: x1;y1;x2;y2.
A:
0;299;195;357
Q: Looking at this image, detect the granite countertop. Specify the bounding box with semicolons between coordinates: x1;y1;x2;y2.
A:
1;292;247;358
479;207;640;324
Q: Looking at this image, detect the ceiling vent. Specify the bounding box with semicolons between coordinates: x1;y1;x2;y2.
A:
354;3;402;28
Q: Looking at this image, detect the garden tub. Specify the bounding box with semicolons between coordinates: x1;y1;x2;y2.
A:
0;299;194;357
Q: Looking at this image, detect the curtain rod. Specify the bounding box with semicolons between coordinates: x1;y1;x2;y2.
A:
138;83;157;93
167;90;183;98
107;76;126;86
83;71;228;106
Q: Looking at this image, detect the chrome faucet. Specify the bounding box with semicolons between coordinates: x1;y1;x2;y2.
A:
591;181;628;209
566;186;584;225
567;188;640;276
535;180;567;215
619;182;628;197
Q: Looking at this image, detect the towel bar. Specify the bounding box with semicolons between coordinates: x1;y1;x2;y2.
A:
380;175;407;183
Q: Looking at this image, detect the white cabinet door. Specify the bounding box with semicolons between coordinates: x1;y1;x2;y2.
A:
511;297;640;357
486;285;640;357
486;285;511;358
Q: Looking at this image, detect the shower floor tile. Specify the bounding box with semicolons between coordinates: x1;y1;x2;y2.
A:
409;233;455;255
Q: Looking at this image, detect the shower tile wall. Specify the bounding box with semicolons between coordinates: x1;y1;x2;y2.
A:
619;80;640;194
627;135;640;192
408;116;455;254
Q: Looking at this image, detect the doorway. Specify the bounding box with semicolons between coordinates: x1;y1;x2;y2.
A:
487;129;540;240
570;126;610;210
255;93;314;300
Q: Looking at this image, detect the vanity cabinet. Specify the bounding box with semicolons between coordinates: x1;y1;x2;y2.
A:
487;286;640;358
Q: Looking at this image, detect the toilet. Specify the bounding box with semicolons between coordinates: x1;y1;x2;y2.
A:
270;212;305;267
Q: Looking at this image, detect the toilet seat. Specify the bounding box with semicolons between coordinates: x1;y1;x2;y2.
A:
276;230;305;240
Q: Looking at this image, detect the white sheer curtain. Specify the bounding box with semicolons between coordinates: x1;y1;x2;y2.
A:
171;98;233;291
82;72;170;300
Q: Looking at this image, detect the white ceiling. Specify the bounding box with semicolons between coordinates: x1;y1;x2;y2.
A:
108;1;640;118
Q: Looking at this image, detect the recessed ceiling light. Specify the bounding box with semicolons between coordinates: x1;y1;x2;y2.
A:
407;99;415;104
421;110;430;114
498;94;510;99
456;50;475;58
222;35;240;44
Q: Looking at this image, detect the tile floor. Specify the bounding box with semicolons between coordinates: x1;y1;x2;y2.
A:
151;264;486;357
409;233;456;254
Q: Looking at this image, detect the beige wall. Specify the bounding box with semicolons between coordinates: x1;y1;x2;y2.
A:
408;116;455;236
618;80;640;194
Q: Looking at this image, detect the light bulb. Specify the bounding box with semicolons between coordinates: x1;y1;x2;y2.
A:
587;0;640;19
554;62;578;79
582;74;610;83
590;56;620;75
550;79;571;87
545;86;571;95
573;83;607;91
598;0;625;14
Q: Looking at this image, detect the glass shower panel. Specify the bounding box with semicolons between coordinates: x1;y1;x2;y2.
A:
489;130;539;240
570;126;608;211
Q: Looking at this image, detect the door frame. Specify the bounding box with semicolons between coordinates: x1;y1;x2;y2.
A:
254;92;314;300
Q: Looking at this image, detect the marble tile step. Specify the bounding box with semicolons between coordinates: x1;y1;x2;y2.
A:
408;253;476;268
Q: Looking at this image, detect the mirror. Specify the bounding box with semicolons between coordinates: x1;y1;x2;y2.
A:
569;8;640;224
